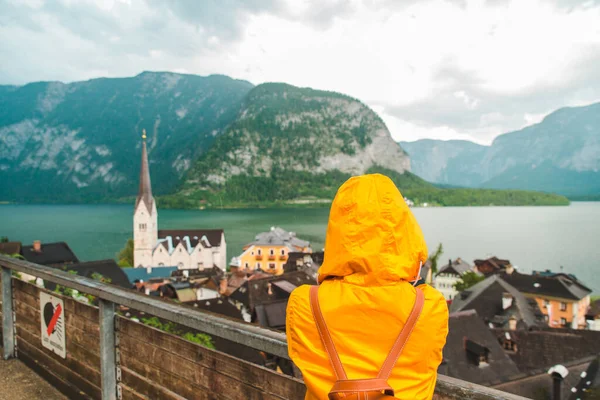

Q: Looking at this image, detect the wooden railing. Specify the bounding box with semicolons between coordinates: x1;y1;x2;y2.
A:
0;255;529;400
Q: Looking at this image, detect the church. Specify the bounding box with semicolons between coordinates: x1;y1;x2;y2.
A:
133;130;227;271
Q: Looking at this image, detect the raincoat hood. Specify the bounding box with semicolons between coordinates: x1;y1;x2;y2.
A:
318;174;428;286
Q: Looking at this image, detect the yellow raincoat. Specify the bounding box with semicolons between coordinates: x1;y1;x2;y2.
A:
286;174;448;399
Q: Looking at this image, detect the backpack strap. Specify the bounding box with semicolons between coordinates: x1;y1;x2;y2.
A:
377;288;424;380
309;285;348;380
309;285;425;382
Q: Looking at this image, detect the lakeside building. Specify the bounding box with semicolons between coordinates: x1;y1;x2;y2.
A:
133;130;226;270
234;227;312;276
433;258;476;301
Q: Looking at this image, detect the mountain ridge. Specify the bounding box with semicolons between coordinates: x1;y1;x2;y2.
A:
400;102;600;197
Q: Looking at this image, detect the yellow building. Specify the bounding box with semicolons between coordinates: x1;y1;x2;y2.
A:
237;227;312;276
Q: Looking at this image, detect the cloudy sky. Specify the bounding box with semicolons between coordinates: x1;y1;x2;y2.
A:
1;0;599;144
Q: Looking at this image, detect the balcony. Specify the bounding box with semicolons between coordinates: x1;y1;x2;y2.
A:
279;254;288;261
255;254;263;260
268;254;276;260
0;255;527;400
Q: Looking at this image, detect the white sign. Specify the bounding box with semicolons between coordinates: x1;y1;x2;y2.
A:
40;292;66;359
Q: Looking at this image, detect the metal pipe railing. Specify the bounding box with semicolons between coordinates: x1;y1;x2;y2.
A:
0;255;529;400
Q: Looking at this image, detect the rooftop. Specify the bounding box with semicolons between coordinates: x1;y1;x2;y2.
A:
20;241;79;267
450;274;546;329
499;270;592;300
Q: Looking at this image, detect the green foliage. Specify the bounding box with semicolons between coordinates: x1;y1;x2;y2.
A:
165;164;569;209
0;236;8;243
117;239;134;267
453;271;486;292
428;244;444;275
140;316;215;349
8;253;24;260
181;332;214;348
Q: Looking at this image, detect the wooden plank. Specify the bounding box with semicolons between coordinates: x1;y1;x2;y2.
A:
17;323;101;377
120;366;189;400
18;334;102;399
14;299;101;354
119;352;217;400
14;279;100;322
17;324;102;388
120;344;287;400
118;318;306;399
119;384;149;400
13;282;100;323
18;348;94;400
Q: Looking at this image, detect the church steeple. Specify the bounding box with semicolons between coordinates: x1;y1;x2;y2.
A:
135;129;154;214
133;129;158;268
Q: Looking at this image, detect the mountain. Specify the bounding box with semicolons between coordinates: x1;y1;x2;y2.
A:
164;83;566;208
167;83;411;207
399;140;487;187
400;102;600;197
0;72;253;202
0;72;569;207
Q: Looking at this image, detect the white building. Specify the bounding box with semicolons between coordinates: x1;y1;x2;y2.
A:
133;130;226;270
434;258;476;301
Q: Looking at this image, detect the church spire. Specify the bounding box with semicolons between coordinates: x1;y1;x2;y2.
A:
135;129;154;213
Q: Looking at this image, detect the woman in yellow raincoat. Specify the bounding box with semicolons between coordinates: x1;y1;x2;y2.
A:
286;174;449;399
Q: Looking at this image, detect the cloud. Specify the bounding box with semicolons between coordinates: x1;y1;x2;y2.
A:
0;0;599;143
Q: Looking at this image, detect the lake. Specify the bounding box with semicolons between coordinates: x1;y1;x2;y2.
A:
1;202;599;293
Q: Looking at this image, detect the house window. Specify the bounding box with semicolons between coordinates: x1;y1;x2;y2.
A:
197;263;203;268
158;263;164;266
560;302;567;311
257;249;262;255
280;249;285;255
269;263;276;269
543;299;550;307
178;262;184;268
561;317;567;326
245;263;249;268
256;262;261;269
270;249;274;256
139;223;147;231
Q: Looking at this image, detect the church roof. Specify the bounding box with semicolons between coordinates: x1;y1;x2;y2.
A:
157;229;224;253
135;132;154;214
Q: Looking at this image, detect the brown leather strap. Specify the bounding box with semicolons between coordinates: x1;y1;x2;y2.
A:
309;285;425;383
329;378;394;394
377;288;424;380
310;285;347;380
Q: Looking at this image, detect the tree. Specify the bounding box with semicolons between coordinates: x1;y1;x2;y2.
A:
453;271;485;292
0;236;8;243
117;239;134;267
428;243;444;275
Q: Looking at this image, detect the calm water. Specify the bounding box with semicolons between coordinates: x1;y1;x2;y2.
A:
1;203;599;293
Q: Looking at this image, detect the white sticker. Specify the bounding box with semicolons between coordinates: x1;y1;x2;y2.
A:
40;292;66;359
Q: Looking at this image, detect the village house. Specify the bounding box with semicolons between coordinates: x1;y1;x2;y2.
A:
499;270;592;329
434;258;475;301
474;256;512;276
450;274;547;330
133;130;226;270
235;226;312;276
